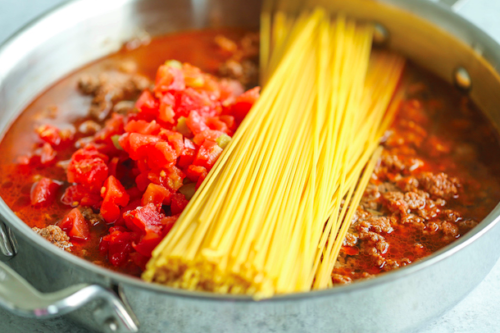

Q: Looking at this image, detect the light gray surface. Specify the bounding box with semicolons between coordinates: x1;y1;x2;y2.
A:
0;0;499;332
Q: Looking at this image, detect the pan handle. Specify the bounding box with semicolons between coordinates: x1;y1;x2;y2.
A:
0;260;138;332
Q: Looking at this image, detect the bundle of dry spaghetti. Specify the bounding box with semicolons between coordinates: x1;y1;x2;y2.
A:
143;8;405;298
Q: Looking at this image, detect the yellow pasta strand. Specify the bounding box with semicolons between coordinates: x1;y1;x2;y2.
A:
143;8;405;298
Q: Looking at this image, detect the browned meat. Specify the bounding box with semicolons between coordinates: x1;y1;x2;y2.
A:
331;273;352;284
32;226;72;251
331;77;491;286
383;191;409;215
403;191;428;210
79;207;104;226
441;209;462;223
218;60;258;86
355;216;394;234
418;172;460;199
78;69;150;120
239;33;259;58
400;213;425;227
343;232;358;247
214;35;238;53
397;176;419;192
459;219;478;229
383;258;412;271
216;33;259;86
360;184;380;210
441;221;460;238
78;120;102;135
378;154;405;173
359;231;389;255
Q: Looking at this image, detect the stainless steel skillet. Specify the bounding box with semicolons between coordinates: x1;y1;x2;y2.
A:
0;0;500;332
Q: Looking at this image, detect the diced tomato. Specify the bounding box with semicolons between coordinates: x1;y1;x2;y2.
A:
159;129;184;156
40;143;56;165
171;193;189;215
61;184;101;208
127;133;162;160
94;113;124;143
31;177;60;207
124;203;165;234
129;252;149;270
126;187;142;201
231;86;260;122
70;144;109;163
163;165;185;191
200;76;221;101
124;120;160;135
193;129;225;145
186;111;209;135
101;176;130;223
118;133;131;152
196;170;208;189
67;147;109;192
219;115;235;131
177;87;216;118
109;241;132;267
102;229;138;267
193;139;223;170
135;173;151;192
133;231;162;257
99;236;109;255
206;117;229;133
146;142;178;170
186;165;207;183
36;124;62;146
154;65;185;93
122;198;142;213
178;138;196;168
161;214;179;235
59;208;90;241
219;79;244;101
135;90;159;116
22;60;261;273
158;93;176;124
142;183;171;208
108;157;119;177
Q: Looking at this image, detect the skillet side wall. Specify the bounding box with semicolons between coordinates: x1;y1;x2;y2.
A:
1;0;500;332
5;204;500;333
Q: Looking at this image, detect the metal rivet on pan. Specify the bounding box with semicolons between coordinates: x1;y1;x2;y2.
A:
454;67;472;91
373;23;389;45
105;317;119;332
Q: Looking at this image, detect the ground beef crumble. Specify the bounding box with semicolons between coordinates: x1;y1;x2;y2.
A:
78;64;150;121
331;87;483;285
216;33;259;86
32;225;72;251
79;207;104;226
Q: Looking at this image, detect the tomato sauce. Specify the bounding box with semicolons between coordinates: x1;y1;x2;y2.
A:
333;66;500;283
0;29;256;275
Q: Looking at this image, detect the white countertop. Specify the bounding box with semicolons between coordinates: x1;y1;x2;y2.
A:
0;0;499;332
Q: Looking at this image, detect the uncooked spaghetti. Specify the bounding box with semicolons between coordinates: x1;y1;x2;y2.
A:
143;8;405;297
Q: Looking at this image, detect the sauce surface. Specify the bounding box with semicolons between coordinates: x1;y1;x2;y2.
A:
0;29;255;275
0;29;499;283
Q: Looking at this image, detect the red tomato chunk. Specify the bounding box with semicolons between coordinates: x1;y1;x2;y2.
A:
28;60;259;270
59;208;90;241
31;177;61;207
